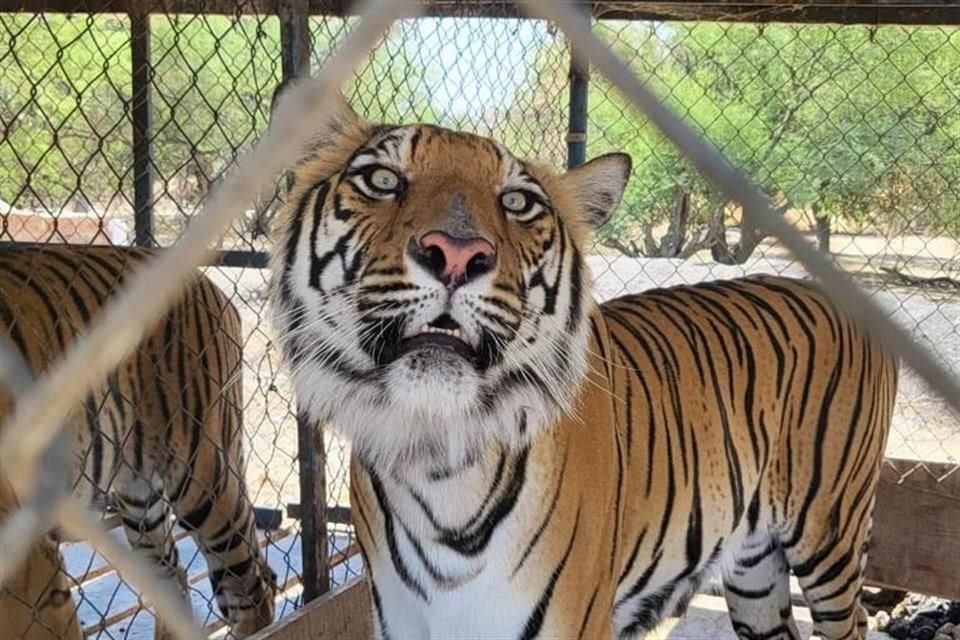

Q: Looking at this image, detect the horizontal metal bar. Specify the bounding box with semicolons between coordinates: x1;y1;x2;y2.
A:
0;0;957;25
286;503;353;526
590;1;960;25
206;249;271;268
0;243;271;269
254;507;285;531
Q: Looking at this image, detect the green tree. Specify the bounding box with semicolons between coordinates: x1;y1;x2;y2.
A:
0;14;132;213
519;21;960;259
0;14;444;245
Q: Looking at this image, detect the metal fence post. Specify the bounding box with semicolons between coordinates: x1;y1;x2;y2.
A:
279;0;328;603
296;407;329;602
566;8;590;169
130;10;154;247
281;0;311;78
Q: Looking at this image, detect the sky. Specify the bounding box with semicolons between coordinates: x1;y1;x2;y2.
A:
399;17;553;116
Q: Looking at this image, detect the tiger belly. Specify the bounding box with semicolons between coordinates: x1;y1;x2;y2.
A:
611;524;740;637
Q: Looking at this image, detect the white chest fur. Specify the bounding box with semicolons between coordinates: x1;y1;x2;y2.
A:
362;451;546;639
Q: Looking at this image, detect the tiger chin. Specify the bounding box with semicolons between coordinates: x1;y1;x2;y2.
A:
270;91;898;640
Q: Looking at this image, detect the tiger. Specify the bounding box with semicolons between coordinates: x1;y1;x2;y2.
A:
0;244;277;639
0;471;82;640
268;93;898;640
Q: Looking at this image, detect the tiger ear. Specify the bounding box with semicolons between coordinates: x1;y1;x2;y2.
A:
563;153;632;229
268;78;368;163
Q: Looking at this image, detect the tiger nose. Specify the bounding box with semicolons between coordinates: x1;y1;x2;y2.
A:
410;231;496;288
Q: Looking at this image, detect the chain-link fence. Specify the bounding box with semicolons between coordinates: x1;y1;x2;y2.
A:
587;19;960;478
1;1;958;638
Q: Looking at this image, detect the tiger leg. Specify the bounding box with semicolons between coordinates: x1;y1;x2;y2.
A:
173;461;276;638
723;532;801;640
780;497;876;640
115;485;189;640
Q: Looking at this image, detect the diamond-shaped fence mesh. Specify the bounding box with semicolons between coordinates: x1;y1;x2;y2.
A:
587;20;959;480
0;2;957;638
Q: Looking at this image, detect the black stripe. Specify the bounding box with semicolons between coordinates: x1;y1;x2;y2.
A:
617;548;663;609
368;470;428;601
370;582;392;640
84;394;104;489
726;582;775;599
565;240;583;332
210;557;254;594
512;448;568;577
576;586;601;639
179;496;215;532
438;448;529;557
783;321;842;550
732;621;800;640
737;540;778;569
518;507;581;640
208;530;249;555
399;519;456;586
617;526;648;585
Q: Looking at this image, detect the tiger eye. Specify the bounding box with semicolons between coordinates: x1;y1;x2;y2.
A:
370;167;400;191
501;191;527;212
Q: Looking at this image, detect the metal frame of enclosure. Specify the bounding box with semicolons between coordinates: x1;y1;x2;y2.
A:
0;1;957;637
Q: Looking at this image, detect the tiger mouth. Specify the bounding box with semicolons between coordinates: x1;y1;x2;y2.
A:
398;314;476;363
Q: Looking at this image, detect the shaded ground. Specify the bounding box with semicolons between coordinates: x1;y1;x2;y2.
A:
649;592;893;639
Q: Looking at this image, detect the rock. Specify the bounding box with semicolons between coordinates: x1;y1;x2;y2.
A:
863;588;908;614
876;610;891;630
883;597;960;640
939;621;960;640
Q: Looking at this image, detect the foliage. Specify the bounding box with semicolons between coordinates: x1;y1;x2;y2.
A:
0;14;133;211
0;16;956;254
581;22;960;258
0;14;441;243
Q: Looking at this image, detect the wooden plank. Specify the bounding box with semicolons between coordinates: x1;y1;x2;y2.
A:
77;529;362;639
0;0;958;25
864;458;960;600
247;577;372;640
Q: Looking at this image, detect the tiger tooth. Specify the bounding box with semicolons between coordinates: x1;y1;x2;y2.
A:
415;323;466;340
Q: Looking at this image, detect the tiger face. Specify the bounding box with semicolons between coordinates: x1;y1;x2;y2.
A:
271;96;629;467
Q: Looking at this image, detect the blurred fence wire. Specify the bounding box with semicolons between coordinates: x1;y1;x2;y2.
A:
0;0;958;637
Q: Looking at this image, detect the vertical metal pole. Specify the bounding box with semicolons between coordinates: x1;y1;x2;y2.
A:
280;0;327;603
280;0;311;78
296;409;328;602
130;11;154;247
566;9;590;170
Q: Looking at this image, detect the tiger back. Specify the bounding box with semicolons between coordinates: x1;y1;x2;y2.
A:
0;244;277;639
269;95;898;640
